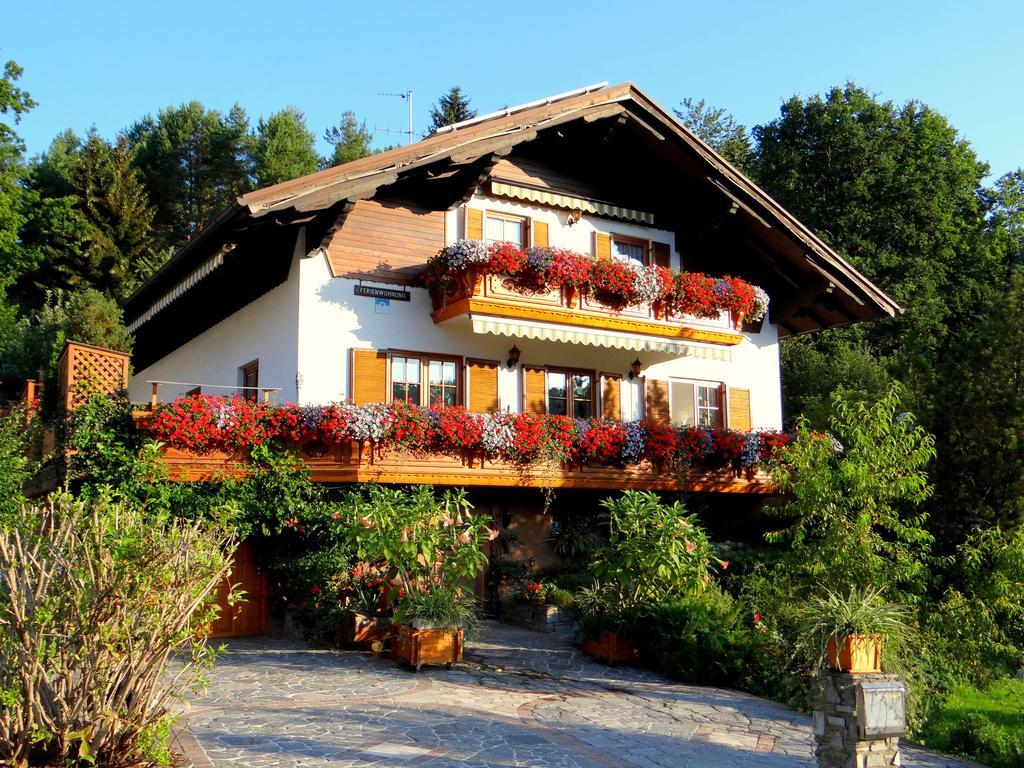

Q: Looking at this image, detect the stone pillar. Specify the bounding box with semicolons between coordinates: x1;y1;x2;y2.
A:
813;672;906;768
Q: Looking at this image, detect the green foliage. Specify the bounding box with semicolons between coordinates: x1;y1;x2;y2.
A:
0;59;35;272
18;131;162;304
128;101;251;248
795;587;909;671
767;384;935;596
324;111;373;167
674;97;753;170
922;679;1024;768
0;492;235;766
0;288;132;403
250;107;319;187
929;267;1024;544
0;407;31;525
429;86;475;132
393;587;479;635
547;516;600;561
576;491;719;638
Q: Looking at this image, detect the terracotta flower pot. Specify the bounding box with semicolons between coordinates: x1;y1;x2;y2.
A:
827;634;883;673
390;623;464;671
582;632;639;665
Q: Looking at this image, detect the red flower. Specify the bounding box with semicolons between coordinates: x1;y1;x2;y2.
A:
753;612;762;623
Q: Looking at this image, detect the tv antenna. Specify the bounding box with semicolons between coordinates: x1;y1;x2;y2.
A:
379;90;414;145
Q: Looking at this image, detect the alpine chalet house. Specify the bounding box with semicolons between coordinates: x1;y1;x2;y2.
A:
121;82;897;564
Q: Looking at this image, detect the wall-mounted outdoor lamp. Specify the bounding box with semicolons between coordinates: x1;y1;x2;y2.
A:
506;345;521;369
628;358;643;380
567;207;583;226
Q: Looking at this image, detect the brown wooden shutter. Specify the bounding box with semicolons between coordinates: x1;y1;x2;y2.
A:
594;232;612;260
466;207;484;240
727;386;751;431
522;365;547;414
350;348;388;404
533;220;549;247
601;373;622;421
652;241;671;268
467;359;499;413
645;379;670;424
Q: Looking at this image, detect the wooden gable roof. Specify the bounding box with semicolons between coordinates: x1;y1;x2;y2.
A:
124;83;898;353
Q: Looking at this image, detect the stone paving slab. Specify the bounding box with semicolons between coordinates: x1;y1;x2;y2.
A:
179;622;976;768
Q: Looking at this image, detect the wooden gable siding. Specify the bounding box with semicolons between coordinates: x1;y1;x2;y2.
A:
490;156;602;199
327;198;445;285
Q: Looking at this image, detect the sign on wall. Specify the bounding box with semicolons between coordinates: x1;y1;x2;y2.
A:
354;285;411;302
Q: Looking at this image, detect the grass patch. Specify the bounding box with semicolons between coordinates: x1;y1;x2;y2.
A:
922;677;1024;767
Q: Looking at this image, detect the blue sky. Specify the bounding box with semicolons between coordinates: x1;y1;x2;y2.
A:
5;0;1021;180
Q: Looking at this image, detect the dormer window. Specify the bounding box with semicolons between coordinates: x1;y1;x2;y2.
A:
485;212;526;246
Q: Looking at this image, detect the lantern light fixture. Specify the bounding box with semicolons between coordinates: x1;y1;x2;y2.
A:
628;358;643;379
506;345;521;369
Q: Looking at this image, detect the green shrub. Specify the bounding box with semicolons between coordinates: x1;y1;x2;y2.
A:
547;586;575;608
0;492;235;766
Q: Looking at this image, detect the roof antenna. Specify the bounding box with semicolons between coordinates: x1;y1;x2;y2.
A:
379;90;414;145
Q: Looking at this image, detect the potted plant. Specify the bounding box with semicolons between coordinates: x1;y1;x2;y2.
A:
797;586;909;674
390;586;478;670
337;564;392;648
577;491;723;664
521;581;549;605
338;485;493;671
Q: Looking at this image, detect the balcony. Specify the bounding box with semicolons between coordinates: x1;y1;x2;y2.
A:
143;423;775;493
430;272;747;349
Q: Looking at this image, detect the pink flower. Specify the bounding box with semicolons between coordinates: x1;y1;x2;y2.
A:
359;516;374;528
458;531;472;544
685;541;696;553
487;528;500;541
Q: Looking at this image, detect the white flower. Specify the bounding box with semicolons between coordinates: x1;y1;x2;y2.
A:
749;286;770;322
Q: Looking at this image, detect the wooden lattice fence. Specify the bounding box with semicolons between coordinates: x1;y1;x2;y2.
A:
56;341;130;410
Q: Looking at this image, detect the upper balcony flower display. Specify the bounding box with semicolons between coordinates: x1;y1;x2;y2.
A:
420;240;769;323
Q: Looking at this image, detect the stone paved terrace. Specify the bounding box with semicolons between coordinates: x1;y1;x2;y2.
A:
176;622;976;768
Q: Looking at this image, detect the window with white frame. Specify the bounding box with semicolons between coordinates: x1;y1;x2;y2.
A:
484;213;525;246
669;380;723;428
391;353;459;407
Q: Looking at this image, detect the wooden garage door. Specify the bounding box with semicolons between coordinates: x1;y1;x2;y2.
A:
210;541;267;637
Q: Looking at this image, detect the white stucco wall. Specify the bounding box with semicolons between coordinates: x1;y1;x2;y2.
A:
129;199;783;430
128;234;303;405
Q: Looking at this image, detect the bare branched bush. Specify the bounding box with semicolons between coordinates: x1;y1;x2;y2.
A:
0;492;236;767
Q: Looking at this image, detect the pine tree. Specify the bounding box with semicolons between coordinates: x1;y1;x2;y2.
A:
324;111;373;167
429;86;476;132
251;107;320;186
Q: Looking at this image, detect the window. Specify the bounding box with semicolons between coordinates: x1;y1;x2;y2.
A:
484;212;525;246
547;369;594;418
240;361;259;402
390;353;460;407
669;380;723;428
612;235;648;267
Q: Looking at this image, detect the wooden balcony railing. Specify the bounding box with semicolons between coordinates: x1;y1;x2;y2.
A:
131;412;775;494
430;272;746;346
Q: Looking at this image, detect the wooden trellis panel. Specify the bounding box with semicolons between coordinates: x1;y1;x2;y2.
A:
57;341;130;410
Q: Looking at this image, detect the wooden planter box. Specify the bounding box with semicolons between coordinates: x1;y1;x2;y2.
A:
827;634;883;673
390;623;464;671
337;611;392;648
582;631;639;664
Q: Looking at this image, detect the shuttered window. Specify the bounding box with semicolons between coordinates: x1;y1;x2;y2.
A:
600;373;622;421
727;387;752;431
350;349;388;404
523;365;548;414
532;220;549;247
467;359;499;413
466;207;484;240
645;379;671;424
